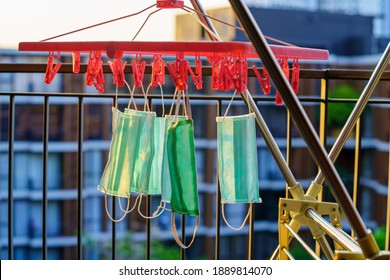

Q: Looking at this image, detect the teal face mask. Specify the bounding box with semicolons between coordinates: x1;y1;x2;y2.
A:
216;92;261;230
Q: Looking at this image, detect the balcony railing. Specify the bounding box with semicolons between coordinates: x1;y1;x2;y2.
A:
0;62;389;260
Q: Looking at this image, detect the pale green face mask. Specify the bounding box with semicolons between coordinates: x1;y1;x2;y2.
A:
216;92;261;230
97;107;148;198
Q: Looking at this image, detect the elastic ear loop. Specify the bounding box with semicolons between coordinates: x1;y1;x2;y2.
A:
173;89;183;124
223;90;238;120
184;89;191;119
137;193;168;219
171;213;200;249
141;84;151;112
118;193;140;214
221;202;252;231
103;189;137;222
125;80;138;111
168;88;178;116
145;82;165;117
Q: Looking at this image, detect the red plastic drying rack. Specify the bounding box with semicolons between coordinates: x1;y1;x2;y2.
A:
18;41;329;60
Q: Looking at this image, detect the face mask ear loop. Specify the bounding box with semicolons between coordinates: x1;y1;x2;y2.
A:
117;193;140;214
184;89;191;119
171;213;200;249
141;84;151;112
125;80;138;111
168;88;178;116
137;193;167;219
158;83;165;117
103;188;130;223
223;90;237;121
221;202;252;231
114;84;119;109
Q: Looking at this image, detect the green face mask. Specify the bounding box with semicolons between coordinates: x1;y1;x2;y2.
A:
167;118;199;216
216;93;261;230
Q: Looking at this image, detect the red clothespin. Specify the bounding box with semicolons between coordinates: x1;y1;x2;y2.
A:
131;54;146;88
291;58;300;94
108;52;126;87
86;51;102;86
167;52;189;90
253;65;271;94
209;54;221;90
188;54;203;90
218;57;234;91
229;54;247;93
275;57;290;105
44;51;62;84
72;51;80;74
151;54;165;87
93;66;105;93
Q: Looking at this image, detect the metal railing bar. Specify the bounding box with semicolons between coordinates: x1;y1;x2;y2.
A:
42;96;49;259
111;97;116;260
283;223;321;260
305;208;361;252
248;203;254;260
386;137;390;251
77;96;84;260
7;95;15;260
215;100;222;260
180;215;186;260
1;63;390;81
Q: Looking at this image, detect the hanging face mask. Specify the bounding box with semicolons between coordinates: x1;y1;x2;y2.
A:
216;91;261;230
166;89;200;248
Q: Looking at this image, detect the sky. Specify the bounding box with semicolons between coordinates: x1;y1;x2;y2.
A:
0;0;229;49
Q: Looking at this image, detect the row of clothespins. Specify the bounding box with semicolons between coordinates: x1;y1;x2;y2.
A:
44;51;300;105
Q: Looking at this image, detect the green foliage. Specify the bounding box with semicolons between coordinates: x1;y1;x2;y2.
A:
327;84;360;128
373;226;386;250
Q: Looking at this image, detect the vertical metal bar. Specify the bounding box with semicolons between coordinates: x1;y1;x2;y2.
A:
286;110;292;198
228;0;370;246
42;96;49;260
248;203;254;260
146;97;152;260
7;95;15;260
215;100;222;260
352;118;362;238
180;215;186;260
145;195;151;260
77;96;84;260
111;97;116;260
386;137;390;251
315;77;328;256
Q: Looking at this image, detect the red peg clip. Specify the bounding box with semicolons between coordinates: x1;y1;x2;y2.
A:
229;55;247;93
275;57;290;105
217;57;234;91
188;54;203;90
151;54;165;87
72;51;80;74
108;55;127;87
253;65;271;94
86;51;102;86
210;54;221;90
167;53;189;90
131;54;146;88
291;58;300;94
93;67;105;93
44;51;62;84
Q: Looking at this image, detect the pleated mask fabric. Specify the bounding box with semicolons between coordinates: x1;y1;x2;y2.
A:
216;113;261;204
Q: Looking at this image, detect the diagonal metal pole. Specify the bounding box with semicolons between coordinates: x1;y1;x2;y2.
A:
227;0;381;259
